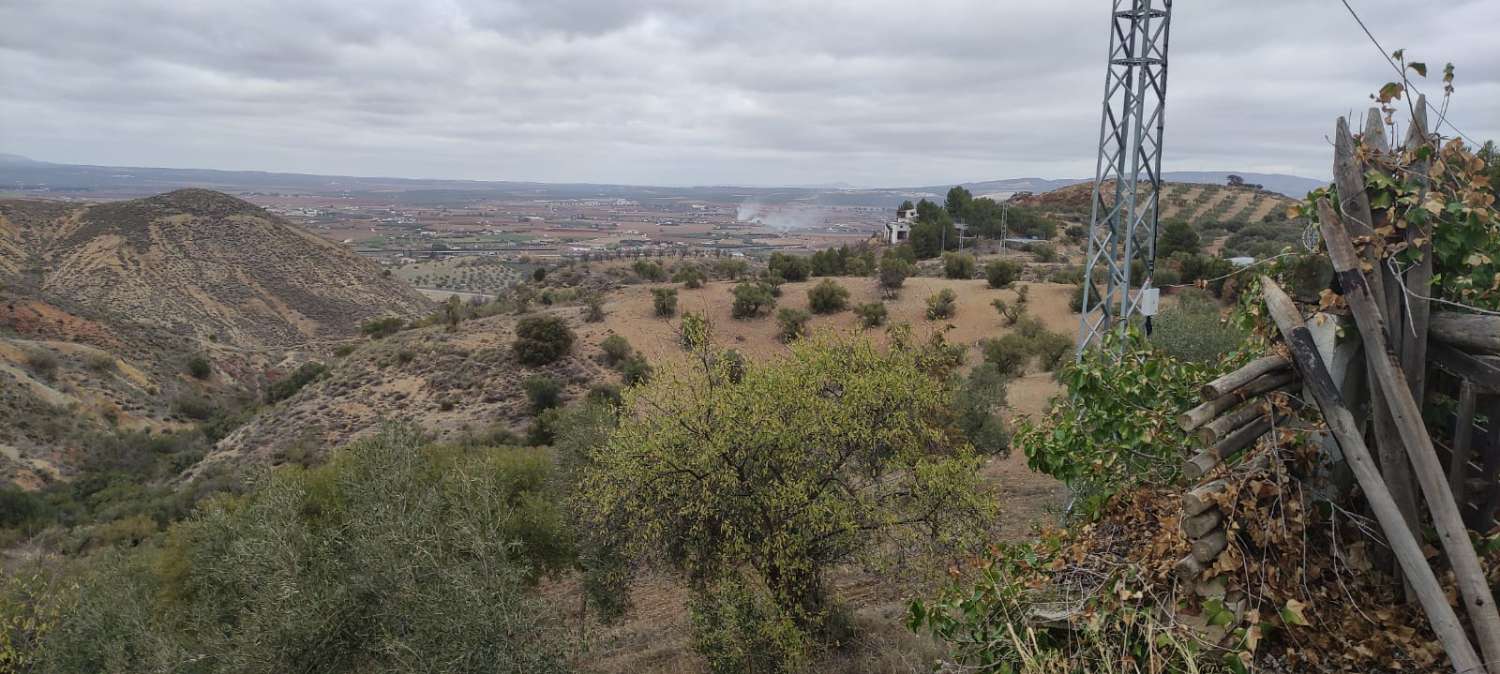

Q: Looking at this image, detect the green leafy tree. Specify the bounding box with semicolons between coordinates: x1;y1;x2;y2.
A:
925;289;957;320
775;308;811;342
1157;219;1201;258
984;260;1022;288
522;375;563;413
731;282;776;319
577;333;992;663
853;302;887;329
768;253;811;282
806;279;849;314
652;287;678;318
942;252;976;279
513;315;575;366
877;258;910;299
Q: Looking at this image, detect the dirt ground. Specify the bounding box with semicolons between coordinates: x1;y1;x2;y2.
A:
561;274;1073;673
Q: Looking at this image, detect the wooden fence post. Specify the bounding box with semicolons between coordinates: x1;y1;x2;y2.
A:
1260;276;1484;673
1318;200;1500;668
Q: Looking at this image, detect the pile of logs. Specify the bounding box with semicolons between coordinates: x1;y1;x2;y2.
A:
1171;356;1299;579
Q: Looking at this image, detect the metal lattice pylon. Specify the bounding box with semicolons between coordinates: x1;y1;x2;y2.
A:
1077;0;1172;355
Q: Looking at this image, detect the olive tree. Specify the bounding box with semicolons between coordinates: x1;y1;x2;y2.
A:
576;330;993;664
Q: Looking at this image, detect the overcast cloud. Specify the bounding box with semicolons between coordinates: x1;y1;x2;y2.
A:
1;0;1496;187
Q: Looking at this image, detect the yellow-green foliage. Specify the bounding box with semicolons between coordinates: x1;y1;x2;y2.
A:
577;330;994;666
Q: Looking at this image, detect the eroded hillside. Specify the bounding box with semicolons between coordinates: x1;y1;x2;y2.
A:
0;189;434;487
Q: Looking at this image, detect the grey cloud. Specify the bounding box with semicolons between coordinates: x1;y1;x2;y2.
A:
1;0;1496;187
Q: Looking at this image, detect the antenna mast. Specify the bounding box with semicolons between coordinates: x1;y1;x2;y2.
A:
1077;0;1172;354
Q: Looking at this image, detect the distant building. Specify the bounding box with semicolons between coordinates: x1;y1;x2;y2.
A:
885;207;917;245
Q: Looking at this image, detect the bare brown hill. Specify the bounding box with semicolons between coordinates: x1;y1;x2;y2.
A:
0;189;434;488
0;189;432;348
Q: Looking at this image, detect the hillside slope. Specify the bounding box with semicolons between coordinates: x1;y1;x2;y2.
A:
0;189;432;347
1011;181;1299;228
0;189;434;488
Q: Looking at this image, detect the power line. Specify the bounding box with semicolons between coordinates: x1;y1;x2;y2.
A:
1335;0;1483;148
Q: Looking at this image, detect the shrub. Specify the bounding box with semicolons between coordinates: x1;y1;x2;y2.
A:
620;354;653;386
806;279;849;314
775;308;811;343
877;258;910;298
942;252;976;280
767;253;810;282
1069;282;1087;313
576;335;992;663
532;267;547;283
34;427;572;673
172;393;219;421
1064;223;1087;243
991;299;1025;325
1027;242;1059;263
583;293;607;322
587;383;623;407
984;260;1022;288
690;575;811;674
1048;265;1085;285
1016;330;1224;505
925;289;957;320
513;315;575;366
853;302;887;329
679;312;709;350
360;316;406;339
674;266;706;289
980;335;1030;376
731;282;776;319
186;356;212;380
25;350;59;379
86;352;117;373
523;375;564;413
332;344;357;358
600;334;633;366
632;260;667;282
955;363;1012;456
1157;219;1201;258
1152;292;1246;364
265;362;328;404
652;287;678;318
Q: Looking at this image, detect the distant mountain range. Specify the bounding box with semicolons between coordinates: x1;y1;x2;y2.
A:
0;154;1326;203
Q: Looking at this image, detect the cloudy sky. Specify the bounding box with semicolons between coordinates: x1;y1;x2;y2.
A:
1;0;1496;187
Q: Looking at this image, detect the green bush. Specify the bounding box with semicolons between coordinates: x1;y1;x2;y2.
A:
1016;330;1225;505
632;260;667;282
1027;242;1059;263
600;334;633;366
853;302;887;329
652;287;678;318
513;315;575;366
925;289;957;320
523;375;564;413
679;312;709;350
942;252;976;280
620;354;653;386
265;362;328;404
776;308;811;343
33;427;572;674
583;293;607;322
186;356;212;380
980;335;1030;376
984;260;1022;288
674;266;706;289
1157;219;1201;257
768;253;810;282
690;575;811;674
878;258;910;298
85;353;117;373
1152;291;1246;364
172;393;219;421
955;363;1011;456
731;282;776;319
806;279;849;314
360;316;406;339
